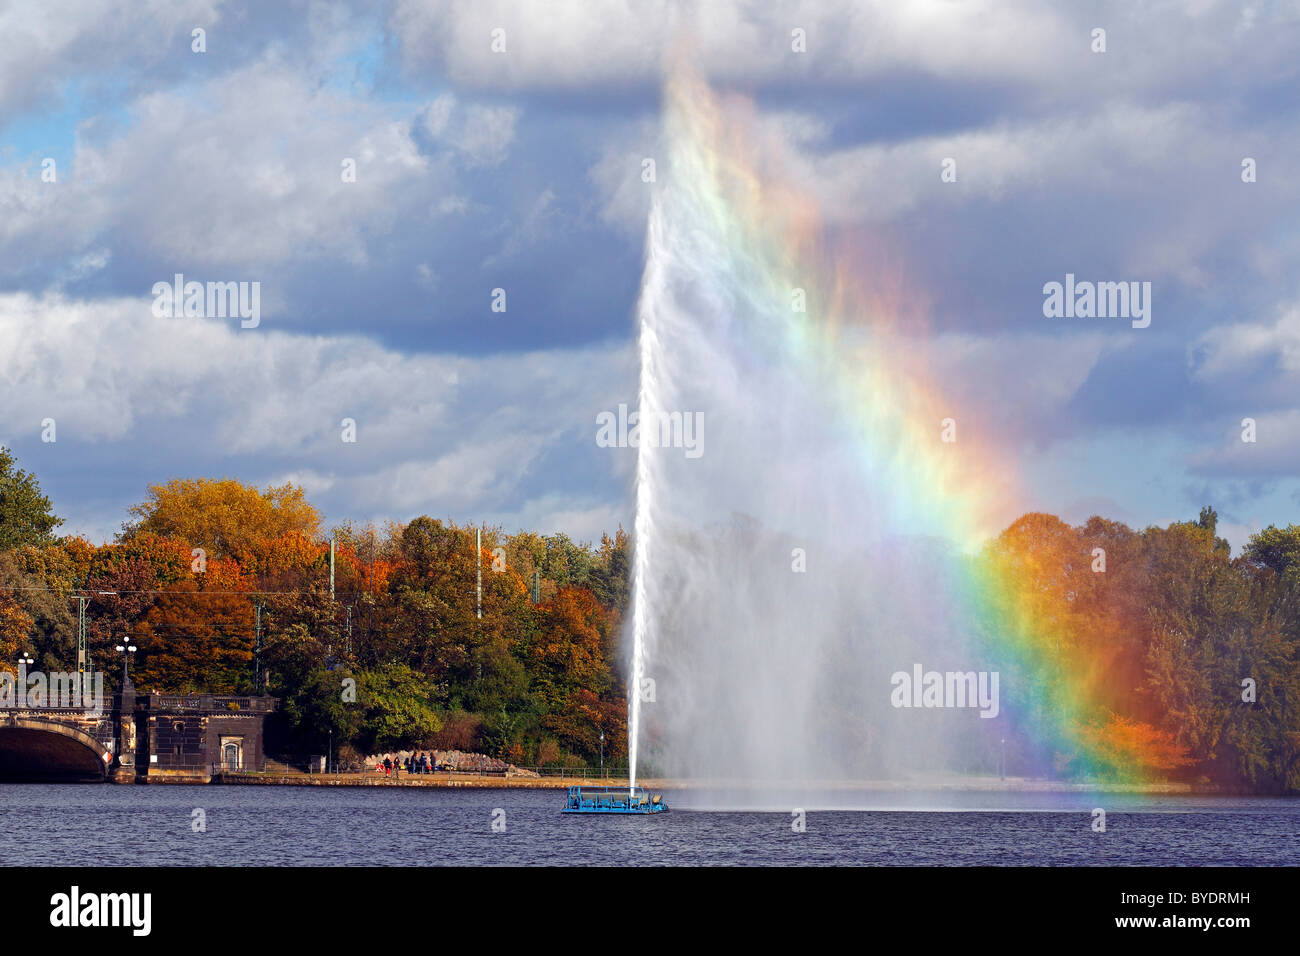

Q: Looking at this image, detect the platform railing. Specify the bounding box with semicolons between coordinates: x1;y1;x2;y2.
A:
148;760;269;774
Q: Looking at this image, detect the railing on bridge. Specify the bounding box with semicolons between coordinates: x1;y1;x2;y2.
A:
138;695;275;714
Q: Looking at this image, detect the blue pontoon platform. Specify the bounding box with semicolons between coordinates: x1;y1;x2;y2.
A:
562;786;669;814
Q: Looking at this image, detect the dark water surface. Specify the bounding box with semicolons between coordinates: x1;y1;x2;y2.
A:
0;785;1295;866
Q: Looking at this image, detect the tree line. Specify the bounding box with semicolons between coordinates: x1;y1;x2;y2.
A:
978;507;1300;792
0;450;629;770
1;446;1297;789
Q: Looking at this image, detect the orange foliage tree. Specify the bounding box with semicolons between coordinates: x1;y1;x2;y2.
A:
132;558;255;693
124;478;321;567
1080;713;1194;775
0;595;34;675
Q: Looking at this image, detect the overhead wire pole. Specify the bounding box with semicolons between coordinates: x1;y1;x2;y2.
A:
328;533;336;662
74;595;89;675
475;526;482;684
72;590;115;675
254;600;263;690
369;529;375;662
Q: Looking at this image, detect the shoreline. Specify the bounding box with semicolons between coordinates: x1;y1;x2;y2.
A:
173;771;1250;795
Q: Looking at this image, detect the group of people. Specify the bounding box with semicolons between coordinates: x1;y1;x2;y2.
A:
379;753;439;777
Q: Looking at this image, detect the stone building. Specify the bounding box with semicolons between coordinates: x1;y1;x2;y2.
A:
135;692;276;782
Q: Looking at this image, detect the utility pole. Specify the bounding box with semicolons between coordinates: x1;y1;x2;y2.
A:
74;595;89;675
345;605;352;657
369;529;375;659
254;602;263;690
476;527;482;620
72;591;114;675
329;534;335;602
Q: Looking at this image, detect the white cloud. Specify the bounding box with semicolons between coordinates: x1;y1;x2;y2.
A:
420;92;521;167
1192;305;1300;381
760;101;1213;228
0;0;222;116
389;0;1294;102
928;329;1123;430
0;60;493;274
390;0;1071;91
0;291;636;535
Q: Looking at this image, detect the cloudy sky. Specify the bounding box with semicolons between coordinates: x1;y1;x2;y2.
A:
0;0;1297;552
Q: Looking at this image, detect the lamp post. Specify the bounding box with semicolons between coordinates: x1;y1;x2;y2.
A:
10;653;34;711
114;642;137;686
1000;737;1006;782
111;642;137;781
600;730;605;778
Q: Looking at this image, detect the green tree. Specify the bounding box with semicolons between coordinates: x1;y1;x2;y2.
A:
0;447;62;551
1244;525;1300;579
277;666;365;756
355;664;442;753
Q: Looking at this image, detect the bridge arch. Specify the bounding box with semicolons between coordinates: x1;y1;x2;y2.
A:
0;716;111;782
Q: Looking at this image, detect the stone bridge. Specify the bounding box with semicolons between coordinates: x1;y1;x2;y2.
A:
0;709;118;782
0;682;274;783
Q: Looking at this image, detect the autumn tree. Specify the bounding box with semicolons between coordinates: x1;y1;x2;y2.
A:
1080;713;1193;776
0;540;83;670
132;560;255;693
81;533;192;685
123;478;321;568
0;595;34;673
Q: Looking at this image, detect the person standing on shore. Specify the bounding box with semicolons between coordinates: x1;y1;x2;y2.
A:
383;756;392;777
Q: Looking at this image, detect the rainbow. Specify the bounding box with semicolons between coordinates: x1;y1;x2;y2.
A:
632;61;1169;785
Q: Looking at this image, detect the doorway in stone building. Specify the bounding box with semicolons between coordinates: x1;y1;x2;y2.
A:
220;737;243;771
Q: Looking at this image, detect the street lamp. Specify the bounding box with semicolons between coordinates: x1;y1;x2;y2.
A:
114;643;137;686
600;730;605;778
17;652;34;667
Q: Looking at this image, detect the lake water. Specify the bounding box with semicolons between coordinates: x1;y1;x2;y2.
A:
0;785;1295;866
